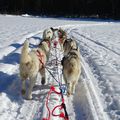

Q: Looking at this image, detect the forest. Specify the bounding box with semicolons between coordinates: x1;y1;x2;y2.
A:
0;0;120;19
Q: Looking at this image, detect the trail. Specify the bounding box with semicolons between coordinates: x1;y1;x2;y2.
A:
0;27;108;120
13;28;108;120
0;16;120;120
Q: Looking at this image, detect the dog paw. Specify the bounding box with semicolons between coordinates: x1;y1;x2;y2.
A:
21;89;26;95
41;78;45;85
26;95;32;100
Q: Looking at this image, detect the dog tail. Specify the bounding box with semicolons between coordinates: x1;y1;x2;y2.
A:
20;39;32;64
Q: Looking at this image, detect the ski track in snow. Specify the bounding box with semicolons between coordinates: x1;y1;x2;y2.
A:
0;15;120;120
67;26;120;120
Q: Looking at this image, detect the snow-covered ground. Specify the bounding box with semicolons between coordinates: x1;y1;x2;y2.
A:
0;14;120;120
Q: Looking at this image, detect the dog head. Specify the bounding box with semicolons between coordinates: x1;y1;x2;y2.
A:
50;27;59;40
58;28;67;39
68;46;80;59
63;38;77;55
61;47;80;66
43;28;53;41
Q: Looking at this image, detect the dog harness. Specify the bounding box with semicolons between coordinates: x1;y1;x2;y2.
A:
36;50;45;68
42;36;69;120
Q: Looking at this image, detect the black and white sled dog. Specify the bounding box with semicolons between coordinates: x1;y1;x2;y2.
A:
61;38;81;96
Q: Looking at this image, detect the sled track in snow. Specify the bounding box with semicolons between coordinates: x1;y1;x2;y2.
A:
71;30;120;57
76;54;109;120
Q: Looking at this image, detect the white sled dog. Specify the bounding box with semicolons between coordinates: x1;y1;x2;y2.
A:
63;38;77;56
43;28;54;40
19;39;50;100
61;47;81;96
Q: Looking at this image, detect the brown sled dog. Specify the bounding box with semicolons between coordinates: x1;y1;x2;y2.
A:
19;39;50;99
61;47;81;96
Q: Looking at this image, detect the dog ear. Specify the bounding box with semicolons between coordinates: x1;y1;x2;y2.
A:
50;27;54;31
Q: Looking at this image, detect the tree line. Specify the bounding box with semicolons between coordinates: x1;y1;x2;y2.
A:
0;0;120;19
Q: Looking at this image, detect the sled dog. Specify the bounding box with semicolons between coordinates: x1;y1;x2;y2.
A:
58;28;67;50
61;47;81;96
48;27;67;50
39;27;54;59
19;39;50;99
63;38;77;56
49;27;67;49
42;28;54;40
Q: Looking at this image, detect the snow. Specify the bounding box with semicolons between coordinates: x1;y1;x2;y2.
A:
0;14;120;120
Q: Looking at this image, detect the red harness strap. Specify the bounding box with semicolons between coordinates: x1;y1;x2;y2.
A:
51;87;69;120
36;50;44;67
42;87;53;120
58;31;63;44
42;86;69;120
42;86;55;120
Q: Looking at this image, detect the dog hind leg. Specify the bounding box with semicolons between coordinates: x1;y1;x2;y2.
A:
40;67;46;85
21;79;26;96
71;81;77;94
67;82;72;96
27;75;37;100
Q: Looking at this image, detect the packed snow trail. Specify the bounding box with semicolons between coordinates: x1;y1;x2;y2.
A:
0;26;109;120
25;27;109;120
67;26;120;120
0;28;108;120
0;15;120;120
